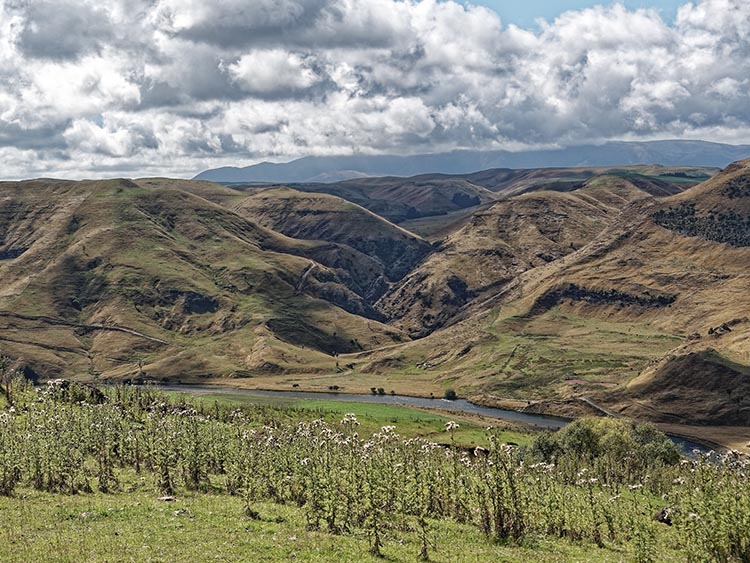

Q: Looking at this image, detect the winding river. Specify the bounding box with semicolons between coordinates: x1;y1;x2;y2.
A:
156;385;713;455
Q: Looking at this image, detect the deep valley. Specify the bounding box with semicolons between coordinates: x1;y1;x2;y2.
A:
1;162;749;450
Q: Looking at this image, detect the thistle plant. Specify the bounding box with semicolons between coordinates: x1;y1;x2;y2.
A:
1;384;748;561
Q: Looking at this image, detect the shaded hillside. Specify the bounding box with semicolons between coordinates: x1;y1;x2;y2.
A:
652;160;750;247
234;166;713;229
345;161;750;428
377;177;660;336
398;203;495;240
614;350;750;425
0;179;404;380
393;166;712;241
460;165;714;196
289;176;498;223
478;160;750;345
234;188;431;293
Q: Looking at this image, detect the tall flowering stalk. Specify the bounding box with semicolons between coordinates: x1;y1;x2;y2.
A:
1;383;748;561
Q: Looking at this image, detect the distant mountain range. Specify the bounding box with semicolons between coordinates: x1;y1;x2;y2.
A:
194;140;750;184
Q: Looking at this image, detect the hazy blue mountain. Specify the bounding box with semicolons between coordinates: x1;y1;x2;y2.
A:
194;140;750;184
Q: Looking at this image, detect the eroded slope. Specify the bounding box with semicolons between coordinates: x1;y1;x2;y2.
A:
0;179;405;380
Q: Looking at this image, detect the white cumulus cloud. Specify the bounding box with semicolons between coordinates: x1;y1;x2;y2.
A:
227;50;320;95
0;0;748;178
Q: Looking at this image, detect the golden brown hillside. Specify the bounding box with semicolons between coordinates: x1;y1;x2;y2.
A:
287;175;498;223
469;165;715;197
234;187;431;297
348;161;750;429
1;163;748;436
613;350;750;425
377;177;662;336
0;179;405;380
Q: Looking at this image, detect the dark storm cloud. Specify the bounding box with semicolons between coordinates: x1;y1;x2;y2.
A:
14;0;115;60
0;121;69;150
158;0;410;50
172;0;329;48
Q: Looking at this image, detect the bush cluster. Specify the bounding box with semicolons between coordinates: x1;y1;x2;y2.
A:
653;203;750;247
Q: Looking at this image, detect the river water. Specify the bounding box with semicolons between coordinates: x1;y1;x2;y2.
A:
156;385;713;454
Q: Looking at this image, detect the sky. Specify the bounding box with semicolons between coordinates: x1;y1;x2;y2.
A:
0;0;749;179
470;1;685;28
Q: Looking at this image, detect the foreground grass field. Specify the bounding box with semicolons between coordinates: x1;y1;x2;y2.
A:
0;488;683;563
1;378;749;562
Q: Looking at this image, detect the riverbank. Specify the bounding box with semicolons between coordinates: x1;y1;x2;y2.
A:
91;373;747;453
138;383;718;455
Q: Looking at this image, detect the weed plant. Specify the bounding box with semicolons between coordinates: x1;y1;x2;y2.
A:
1;375;748;561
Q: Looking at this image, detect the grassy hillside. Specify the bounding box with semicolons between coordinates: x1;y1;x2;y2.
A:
225;167;713;245
234;187;431;293
1;163;748;440
433;161;750;424
0;179;404;380
250;166;714;244
459;165;715;195
499;161;750;350
289;175;498;223
321;162;750;438
377;177;660;337
616;349;750;424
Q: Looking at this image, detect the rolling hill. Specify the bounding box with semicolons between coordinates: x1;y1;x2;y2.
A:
233;187;431;290
456;165;714;197
353;160;750;426
225;165;715;236
376;176;663;337
285;175;498;224
0;179;405;381
2;161;750;437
